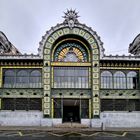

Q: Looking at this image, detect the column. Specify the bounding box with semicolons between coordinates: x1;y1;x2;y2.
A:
92;49;100;118
43;64;51;118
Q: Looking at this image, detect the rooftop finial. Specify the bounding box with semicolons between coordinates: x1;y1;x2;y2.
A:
63;9;80;29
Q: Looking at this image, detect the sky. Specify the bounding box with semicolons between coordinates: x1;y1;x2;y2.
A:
0;0;140;55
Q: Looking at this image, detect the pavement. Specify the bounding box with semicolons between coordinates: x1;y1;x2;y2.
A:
0;124;140;140
0;126;140;132
0;130;140;140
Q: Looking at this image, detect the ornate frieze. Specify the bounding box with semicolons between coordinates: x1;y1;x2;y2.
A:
100;89;140;99
0;89;43;98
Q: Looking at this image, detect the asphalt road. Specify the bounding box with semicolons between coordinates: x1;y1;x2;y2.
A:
0;130;139;140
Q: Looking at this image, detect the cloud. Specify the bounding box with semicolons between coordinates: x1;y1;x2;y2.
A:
0;0;140;55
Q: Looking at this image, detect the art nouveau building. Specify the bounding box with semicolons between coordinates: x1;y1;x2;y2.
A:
0;10;140;128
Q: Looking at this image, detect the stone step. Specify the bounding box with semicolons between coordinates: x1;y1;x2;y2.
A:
53;123;89;128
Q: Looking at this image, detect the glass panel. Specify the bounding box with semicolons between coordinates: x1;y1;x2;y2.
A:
1;98;42;110
114;71;126;89
101;71;113;89
30;70;42;88
16;70;29;88
3;70;16;88
81;100;89;118
101;99;114;111
101;99;140;111
127;71;138;89
3;69;42;88
54;99;61;118
53;67;90;88
54;42;88;62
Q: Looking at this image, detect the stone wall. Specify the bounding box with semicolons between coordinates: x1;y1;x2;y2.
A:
0;111;62;126
0;111;140;128
91;112;140;129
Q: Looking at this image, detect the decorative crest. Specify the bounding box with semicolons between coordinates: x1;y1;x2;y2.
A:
63;9;80;29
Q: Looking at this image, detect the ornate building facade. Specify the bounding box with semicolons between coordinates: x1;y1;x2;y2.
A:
0;10;140;128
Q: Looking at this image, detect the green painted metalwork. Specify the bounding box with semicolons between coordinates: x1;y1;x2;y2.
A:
100;89;140;99
0;89;43;98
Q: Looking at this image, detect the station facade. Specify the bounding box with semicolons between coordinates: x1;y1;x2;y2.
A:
0;10;140;128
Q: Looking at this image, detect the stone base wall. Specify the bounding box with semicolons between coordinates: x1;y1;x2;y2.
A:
91;112;140;129
81;119;91;127
0;111;140;129
0;111;62;126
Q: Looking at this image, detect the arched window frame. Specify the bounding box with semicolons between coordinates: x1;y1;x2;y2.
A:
3;70;16;88
16;70;29;88
127;71;138;89
101;71;113;89
30;70;42;88
114;71;126;89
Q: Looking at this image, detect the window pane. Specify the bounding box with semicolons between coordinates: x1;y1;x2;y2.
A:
127;71;138;89
3;69;42;88
101;71;113;89
114;71;126;89
53;67;90;88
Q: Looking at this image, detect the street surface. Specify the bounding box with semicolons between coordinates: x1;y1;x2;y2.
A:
0;130;139;140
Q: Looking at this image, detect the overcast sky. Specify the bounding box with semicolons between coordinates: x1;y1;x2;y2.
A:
0;0;140;55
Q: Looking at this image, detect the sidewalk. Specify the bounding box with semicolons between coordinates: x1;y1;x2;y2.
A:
0;126;140;132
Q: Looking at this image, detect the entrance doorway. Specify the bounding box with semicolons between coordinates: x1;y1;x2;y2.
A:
53;98;89;121
63;106;80;122
63;99;80;123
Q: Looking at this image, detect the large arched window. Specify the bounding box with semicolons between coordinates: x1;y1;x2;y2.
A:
30;70;42;88
127;71;138;89
114;71;126;89
16;70;29;88
3;69;42;88
101;71;113;89
53;39;89;62
3;70;15;88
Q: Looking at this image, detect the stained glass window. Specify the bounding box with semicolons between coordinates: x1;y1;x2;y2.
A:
54;42;88;62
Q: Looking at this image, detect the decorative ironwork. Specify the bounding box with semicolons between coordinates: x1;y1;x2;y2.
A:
2;98;42;110
63;9;79;29
101;99;140;111
100;89;140;99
